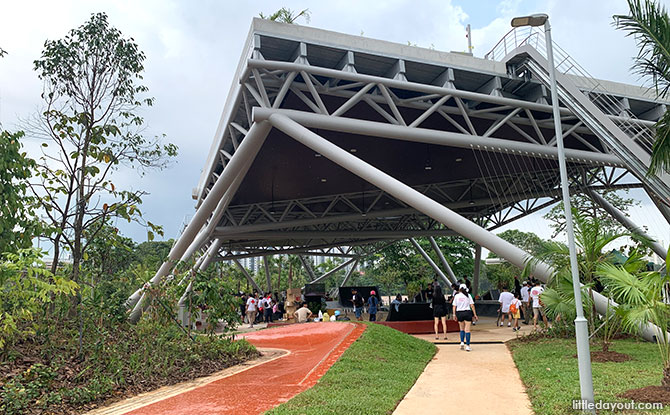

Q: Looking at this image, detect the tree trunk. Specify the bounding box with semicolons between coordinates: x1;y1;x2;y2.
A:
50;235;61;274
288;263;293;289
277;260;282;293
602;340;609;353
663;364;670;390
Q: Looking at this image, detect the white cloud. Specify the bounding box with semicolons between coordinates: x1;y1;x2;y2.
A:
1;0;669;245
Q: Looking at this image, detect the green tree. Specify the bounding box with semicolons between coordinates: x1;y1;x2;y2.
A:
29;12;177;281
544;190;637;237
0;131;40;255
615;0;670;174
82;220;136;294
259;7;310;24
486;230;545;290
134;239;174;269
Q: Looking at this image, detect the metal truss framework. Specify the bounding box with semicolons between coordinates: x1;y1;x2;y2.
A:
127;20;668;329
187;26;659;263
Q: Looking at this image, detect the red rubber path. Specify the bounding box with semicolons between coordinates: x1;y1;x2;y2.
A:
125;322;365;415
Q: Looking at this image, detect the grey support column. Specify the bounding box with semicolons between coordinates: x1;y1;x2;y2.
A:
473;244;482;297
233;259;263;294
127;121;271;322
309;257;358;285
340;259;359;287
428;236;458;284
650;193;670;225
268;113;662;342
177;239;224;327
586;188;667;259
409;238;451;286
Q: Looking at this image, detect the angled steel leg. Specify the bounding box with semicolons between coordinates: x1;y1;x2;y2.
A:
298;254;317;281
409;238;451;286
127;121;271;322
268;113;662;342
340;259;359;287
586;187;667;259
428;236;458;284
308;257;358;285
233;259;263;294
177;239;224;326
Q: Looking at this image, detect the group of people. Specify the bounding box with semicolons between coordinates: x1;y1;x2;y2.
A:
498;280;550;331
350;289;380;321
431;282;478;352
240;292;286;328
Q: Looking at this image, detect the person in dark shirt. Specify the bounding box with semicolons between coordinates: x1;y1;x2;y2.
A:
432;284;448;340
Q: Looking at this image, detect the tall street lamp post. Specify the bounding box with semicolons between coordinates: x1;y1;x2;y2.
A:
510;13;595;410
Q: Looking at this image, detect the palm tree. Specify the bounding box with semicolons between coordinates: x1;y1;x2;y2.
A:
524;211;631;345
259;8;311;24
598;259;670;387
615;0;670;174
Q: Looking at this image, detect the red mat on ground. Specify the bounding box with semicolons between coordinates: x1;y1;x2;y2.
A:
375;319;460;334
124;322;365;415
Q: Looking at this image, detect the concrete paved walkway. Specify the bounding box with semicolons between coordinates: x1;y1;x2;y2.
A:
394;317;534;415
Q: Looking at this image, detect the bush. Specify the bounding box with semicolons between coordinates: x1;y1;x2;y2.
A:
0;319;258;415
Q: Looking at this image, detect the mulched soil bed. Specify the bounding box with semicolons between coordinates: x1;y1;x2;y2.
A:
590;350;632;363
1;339;260;415
570;350;633;363
620;386;670;404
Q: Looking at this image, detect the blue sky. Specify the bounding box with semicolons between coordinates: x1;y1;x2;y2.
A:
1;0;669;253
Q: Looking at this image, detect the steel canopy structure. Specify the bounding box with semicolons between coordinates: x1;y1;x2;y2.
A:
128;19;669;337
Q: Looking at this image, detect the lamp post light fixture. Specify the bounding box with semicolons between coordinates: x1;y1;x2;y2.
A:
511;13;595;410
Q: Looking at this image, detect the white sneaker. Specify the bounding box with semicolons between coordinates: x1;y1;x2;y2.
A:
460;342;464;350
508;322;511;327
465;345;471;352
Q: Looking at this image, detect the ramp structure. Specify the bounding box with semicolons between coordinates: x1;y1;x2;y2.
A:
128;19;669;337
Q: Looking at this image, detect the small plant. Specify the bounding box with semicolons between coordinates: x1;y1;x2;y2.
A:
0;248;77;351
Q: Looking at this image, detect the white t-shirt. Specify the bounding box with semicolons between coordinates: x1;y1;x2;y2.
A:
499;291;514;313
453;293;474;312
510;298;522;313
264;297;273;309
530;286;544;308
520;286;530;303
246;297;258;312
295;307;311;323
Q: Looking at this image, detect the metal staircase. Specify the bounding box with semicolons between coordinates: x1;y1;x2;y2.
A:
485;27;670;205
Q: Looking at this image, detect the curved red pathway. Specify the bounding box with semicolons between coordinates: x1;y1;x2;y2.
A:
125;322;365;415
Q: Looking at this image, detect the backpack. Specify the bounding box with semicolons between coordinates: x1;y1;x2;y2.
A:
509;301;518;314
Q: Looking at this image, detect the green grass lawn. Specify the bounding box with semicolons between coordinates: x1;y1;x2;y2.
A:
265;323;436;415
508;338;669;414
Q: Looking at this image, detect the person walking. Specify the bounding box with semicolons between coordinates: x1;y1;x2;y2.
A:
368;290;379;321
498;286;514;327
510;292;522;331
351;289;364;321
246;292;259;328
263;293;274;323
432;284;448;340
452;284;478;352
520;281;531;324
530;280;549;330
240;293;248;324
